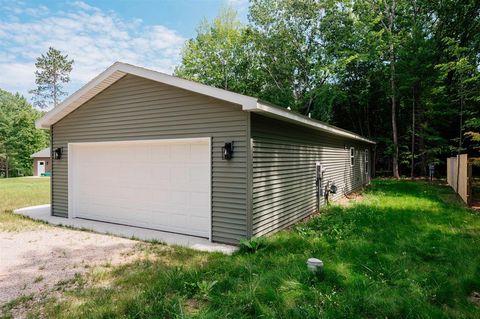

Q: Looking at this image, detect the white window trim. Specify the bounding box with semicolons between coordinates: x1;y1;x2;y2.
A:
350;147;355;167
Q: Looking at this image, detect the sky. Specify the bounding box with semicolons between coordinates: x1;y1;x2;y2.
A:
0;0;249;102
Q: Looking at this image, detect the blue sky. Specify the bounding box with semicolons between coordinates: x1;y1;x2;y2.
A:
0;0;248;102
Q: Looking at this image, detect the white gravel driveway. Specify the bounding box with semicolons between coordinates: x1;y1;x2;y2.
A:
0;226;138;306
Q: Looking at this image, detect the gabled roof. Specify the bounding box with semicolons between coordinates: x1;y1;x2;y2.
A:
36;62;375;144
31;147;50;158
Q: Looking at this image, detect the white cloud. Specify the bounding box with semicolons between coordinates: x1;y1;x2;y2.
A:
0;63;36;94
72;1;99;12
0;1;186;101
0;1;50;18
24;5;50;17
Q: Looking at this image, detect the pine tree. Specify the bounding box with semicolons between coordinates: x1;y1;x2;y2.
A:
30;47;74;110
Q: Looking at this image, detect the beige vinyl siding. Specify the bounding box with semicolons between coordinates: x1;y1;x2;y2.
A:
51;74;248;244
251;113;370;237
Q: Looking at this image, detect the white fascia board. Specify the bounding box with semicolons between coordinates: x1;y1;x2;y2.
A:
36;63;126;129
35;62;374;145
252;102;376;144
36;62;258;128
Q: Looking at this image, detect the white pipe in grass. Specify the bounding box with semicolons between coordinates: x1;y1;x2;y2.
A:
307;258;323;273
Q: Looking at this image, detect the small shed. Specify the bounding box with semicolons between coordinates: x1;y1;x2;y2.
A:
36;62;375;244
31;147;51;176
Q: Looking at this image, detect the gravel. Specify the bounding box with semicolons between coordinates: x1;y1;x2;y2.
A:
0;226;139;306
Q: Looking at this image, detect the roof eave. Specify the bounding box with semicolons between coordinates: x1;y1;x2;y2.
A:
35;62;374;145
36;62;258;129
248;102;376;145
36;62;127;129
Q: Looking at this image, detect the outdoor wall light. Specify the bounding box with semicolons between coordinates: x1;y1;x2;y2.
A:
53;147;63;160
222;142;234;160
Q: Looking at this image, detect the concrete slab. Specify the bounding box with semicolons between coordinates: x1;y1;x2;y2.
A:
14;205;237;254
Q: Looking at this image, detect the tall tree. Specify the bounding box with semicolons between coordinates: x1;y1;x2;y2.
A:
249;0;333;115
367;0;402;178
30;47;74;110
435;37;480;154
175;0;480;177
175;7;263;97
0;89;48;177
396;0;436;177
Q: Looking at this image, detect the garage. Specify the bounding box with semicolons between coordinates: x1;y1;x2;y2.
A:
37;62;374;244
68;138;211;238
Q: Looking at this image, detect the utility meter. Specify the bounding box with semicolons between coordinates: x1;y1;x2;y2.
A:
316;162;326;198
316;162;325;179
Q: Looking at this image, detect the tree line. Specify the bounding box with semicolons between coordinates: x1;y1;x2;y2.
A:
175;0;480;177
1;0;478;178
0;47;72;177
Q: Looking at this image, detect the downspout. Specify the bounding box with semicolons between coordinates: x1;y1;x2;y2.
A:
245;112;253;239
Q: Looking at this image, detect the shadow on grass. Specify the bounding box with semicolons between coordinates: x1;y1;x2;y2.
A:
31;180;480;319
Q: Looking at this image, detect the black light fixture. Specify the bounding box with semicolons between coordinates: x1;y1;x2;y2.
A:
53;147;63;160
222;141;234;160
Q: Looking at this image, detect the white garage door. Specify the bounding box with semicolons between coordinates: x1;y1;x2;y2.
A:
68;138;211;238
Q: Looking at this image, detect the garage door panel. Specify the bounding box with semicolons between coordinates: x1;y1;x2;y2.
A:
170;144;189;162
190;166;209;184
151;145;170;162
151;166;171;181
191;192;210;208
190;143;209;161
70;138;211;238
170;167;189;186
190;216;209;227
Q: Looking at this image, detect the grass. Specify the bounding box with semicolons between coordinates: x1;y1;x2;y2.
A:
1;294;34;319
21;179;480;318
0;177;50;232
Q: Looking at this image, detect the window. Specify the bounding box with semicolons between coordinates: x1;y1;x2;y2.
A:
350;147;355;166
365;149;369;174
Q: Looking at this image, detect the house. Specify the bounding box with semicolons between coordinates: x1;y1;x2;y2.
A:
36;62;375;245
30;147;51;176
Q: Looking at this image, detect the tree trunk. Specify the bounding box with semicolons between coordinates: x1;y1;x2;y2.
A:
391;62;399;179
411;86;415;179
459;82;464;153
53;78;58;107
388;1;399;179
417;98;426;175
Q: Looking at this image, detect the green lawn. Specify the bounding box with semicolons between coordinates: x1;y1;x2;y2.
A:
18;179;478;318
0;177;50;232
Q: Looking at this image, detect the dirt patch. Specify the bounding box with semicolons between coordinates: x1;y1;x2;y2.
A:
335;192;364;207
0;226;142;316
184;298;204;314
